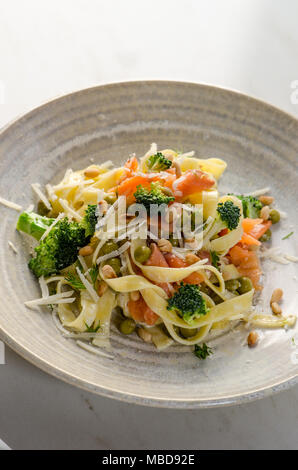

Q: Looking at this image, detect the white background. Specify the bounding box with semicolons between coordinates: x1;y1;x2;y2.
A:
0;0;298;449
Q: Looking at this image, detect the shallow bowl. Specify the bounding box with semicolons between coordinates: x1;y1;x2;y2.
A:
0;81;297;408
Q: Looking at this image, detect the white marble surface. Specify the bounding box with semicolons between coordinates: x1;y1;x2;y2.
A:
0;0;298;450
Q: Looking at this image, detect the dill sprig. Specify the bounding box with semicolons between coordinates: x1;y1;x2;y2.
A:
84;321;100;333
65;273;86;290
194;343;213;360
282;231;294;240
89;265;99;286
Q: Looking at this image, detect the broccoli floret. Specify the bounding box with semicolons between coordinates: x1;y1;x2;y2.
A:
81;204;97;237
134;183;174;212
16;211;55;241
146;152;172;171
204;199;241;243
17;205;98;278
17;211;89;278
194;343;213;360
167;283;208;324
29;218;86;278
233;195;262;219
217;200;241;230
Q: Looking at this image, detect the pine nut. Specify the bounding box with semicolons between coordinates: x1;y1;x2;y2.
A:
185;253;200;265
102;264;117;279
270;288;283;305
247;331;258;347
138;328;152;343
157;238;172;253
84;168;100;178
259;195;274;205
130;291;140;301
260;205;270;221
97;281;107;297
172;161;182;177
271;302;282;315
79;245;94;257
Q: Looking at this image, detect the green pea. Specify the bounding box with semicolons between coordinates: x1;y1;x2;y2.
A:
169;233;179;247
260;229;272;242
104;193;117;205
105;257;121;276
37;200;50;216
180;327;198;338
269;209;280;224
134;245;152;264
238;277;253;294
225;279;241;292
99;241;119;256
119;318;136;335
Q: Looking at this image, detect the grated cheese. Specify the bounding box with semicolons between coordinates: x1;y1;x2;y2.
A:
45;183;57;201
8;241;18;253
177;151;195;159
284;254;298;263
76;340;114;359
44;275;65;284
96;241;131;265
63;168;73;180
38;276;49;298
59;198;82;221
76;267;99;302
40;212;64;241
0;196;22;211
276;208;288;219
77;255;92;282
243;187;270;197
144;143;157;158
31;183;51;210
25;290;75;309
260;246;298;264
98;160;114;170
96;189;106;203
92;235;108;264
55;179;93;191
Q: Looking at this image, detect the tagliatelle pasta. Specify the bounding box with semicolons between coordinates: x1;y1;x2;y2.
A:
15;143;296;359
177;155;227;180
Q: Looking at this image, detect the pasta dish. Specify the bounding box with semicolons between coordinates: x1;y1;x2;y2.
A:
12;144;296;359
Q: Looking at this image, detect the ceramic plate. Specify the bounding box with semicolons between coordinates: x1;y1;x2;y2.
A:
0;81;297;408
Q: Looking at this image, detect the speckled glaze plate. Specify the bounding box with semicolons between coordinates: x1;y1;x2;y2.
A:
0;81;297;408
